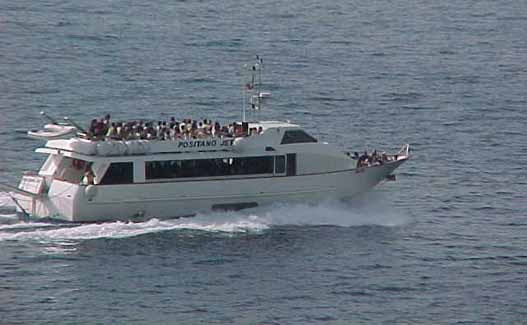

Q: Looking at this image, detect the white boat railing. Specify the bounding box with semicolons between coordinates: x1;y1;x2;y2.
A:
397;144;410;159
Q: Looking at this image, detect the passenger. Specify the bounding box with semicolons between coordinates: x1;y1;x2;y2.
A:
159;122;167;140
258;126;263;134
82;169;95;185
200;124;208;137
94;119;105;140
147;123;156;139
116;122;123;139
156;121;162;138
103;114;111;127
172;123;181;140
146;131;154;140
87;119;97;138
371;150;378;165
356;158;362;169
358;151;369;168
121;126;128;140
106;122;117;138
179;123;186;139
373;151;383;165
191;127;200;139
213;122;221;137
138;125;146;139
172;124;180;140
127;126;136;140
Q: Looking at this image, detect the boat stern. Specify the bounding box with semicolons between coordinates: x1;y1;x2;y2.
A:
13;176;82;222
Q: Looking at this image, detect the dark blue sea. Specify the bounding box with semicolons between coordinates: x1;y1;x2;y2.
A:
1;0;526;323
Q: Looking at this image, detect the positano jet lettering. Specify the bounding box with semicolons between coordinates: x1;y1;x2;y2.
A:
177;139;233;148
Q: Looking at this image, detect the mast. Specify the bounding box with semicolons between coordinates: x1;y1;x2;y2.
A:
241;64;248;122
241;56;271;122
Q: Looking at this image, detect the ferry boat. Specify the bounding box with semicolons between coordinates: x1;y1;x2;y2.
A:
4;60;410;222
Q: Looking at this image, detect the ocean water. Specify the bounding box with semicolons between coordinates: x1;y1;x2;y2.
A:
1;0;526;323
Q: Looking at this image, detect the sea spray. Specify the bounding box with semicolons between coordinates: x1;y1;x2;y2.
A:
252;193;410;227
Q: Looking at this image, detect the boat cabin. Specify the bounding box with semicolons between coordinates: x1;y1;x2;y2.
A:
32;121;340;189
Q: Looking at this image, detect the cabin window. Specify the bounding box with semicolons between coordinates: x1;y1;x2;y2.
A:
55;157;90;184
145;156;275;180
280;130;317;144
100;162;134;185
275;155;285;174
286;154;296;176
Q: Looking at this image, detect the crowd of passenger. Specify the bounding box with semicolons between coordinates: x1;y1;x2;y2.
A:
353;150;396;168
86;114;264;141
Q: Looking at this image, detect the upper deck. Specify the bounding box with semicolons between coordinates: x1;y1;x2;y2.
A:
40;120;309;159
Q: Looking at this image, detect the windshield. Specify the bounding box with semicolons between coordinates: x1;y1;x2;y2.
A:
54;157;91;184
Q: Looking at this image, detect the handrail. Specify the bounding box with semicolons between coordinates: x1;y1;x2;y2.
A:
397;144;410;158
0;182;40;198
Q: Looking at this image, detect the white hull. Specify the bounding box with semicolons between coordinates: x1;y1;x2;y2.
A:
14;159;405;222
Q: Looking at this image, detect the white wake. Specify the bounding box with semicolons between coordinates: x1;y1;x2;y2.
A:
0;191;409;243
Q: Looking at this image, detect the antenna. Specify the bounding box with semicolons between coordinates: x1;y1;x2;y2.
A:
241;63;248;122
241;56;272;122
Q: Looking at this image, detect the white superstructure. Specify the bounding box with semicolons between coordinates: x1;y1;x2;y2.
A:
9;120;409;222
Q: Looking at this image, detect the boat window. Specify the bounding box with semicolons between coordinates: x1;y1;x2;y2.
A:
280;130;317;144
145;156;275;179
54;157;90;184
286;154;296;176
275;156;285;174
100;162;134;185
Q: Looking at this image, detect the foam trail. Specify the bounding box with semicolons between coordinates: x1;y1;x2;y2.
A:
0;213;270;243
0;193;409;243
0;222;57;231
